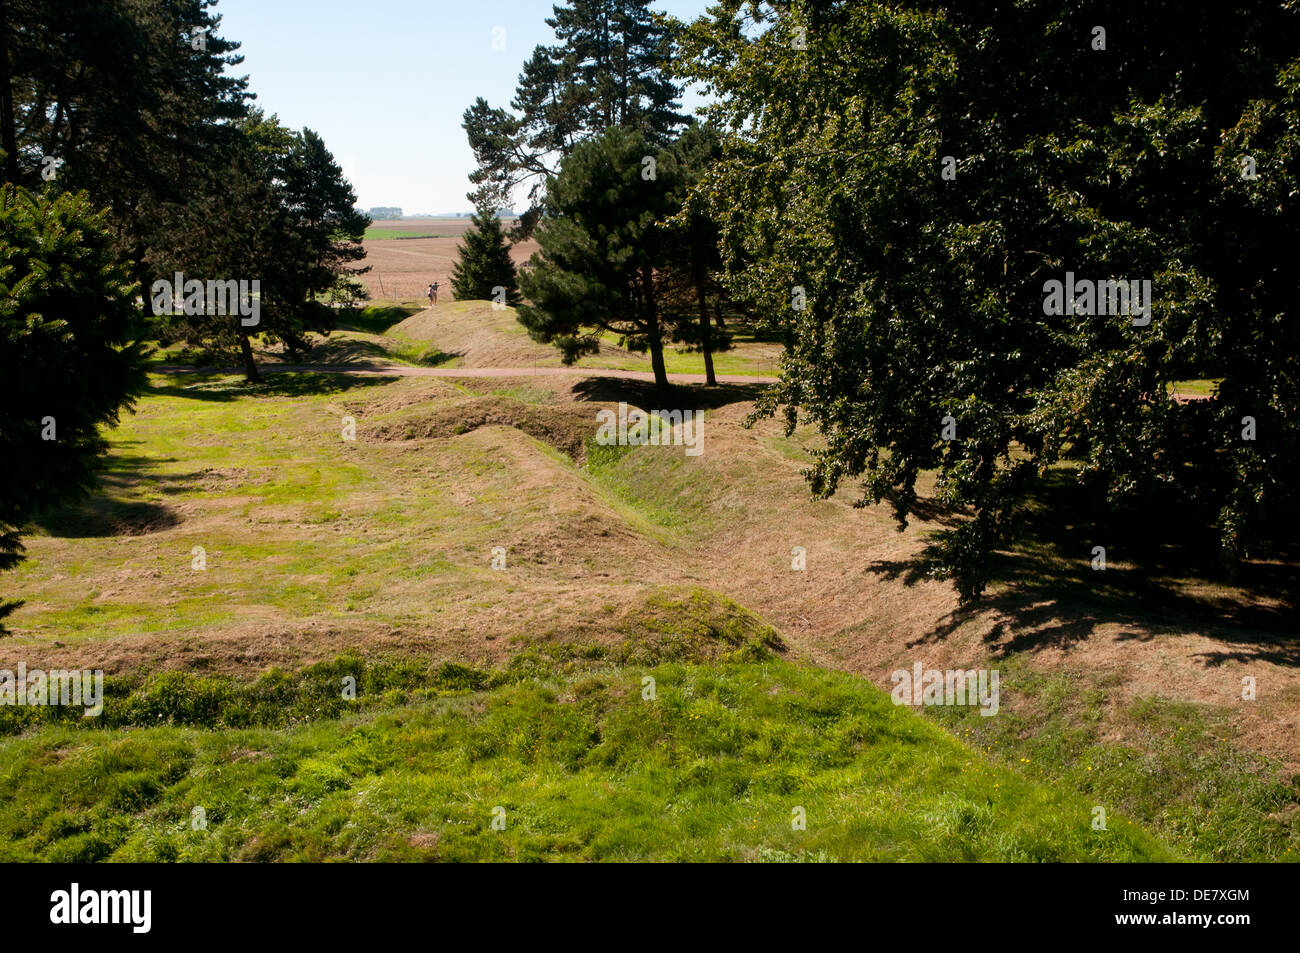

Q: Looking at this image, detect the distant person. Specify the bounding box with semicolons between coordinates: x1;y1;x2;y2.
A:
426;283;435;307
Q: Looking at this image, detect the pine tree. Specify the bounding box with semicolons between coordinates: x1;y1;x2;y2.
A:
450;211;520;305
160;113;369;382
517;127;682;390
1;0;252;293
0;186;145;630
462;0;689;229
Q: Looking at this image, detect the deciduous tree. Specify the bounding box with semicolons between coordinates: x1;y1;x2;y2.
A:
678;0;1300;599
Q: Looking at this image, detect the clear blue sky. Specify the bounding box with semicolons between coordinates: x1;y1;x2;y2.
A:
215;0;712;215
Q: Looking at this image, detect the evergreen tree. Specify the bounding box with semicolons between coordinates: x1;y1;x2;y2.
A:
450;210;520;305
517;127;682;390
159;113;369;381
462;0;688;230
0;0;252;295
0;187;145;631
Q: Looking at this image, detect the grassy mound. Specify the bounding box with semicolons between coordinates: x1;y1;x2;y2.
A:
10;371;1295;861
607;586;787;664
0;654;1173;862
364;393;596;461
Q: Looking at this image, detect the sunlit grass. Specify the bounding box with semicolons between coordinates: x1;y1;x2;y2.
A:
0;654;1176;862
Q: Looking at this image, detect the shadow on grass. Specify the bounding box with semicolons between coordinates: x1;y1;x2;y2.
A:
298;337;397;365
150;371;394;400
244;373;397;397
280;335;460;369
867;472;1300;666
334;305;421;334
716;316;786;346
389;345;460;368
570;377;771;410
32;448;191;538
147;380;237;402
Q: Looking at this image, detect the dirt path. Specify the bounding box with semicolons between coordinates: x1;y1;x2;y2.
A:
156;362;780;386
156;362;1220;404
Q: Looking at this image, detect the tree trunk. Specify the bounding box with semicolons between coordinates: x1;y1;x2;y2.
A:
697;281;717;386
135;252;158;316
239;332;262;383
0;5;18;184
46;94;65;161
641;263;669;392
712;298;726;330
648;333;669;392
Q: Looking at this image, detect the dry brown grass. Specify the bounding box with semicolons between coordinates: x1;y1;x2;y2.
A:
7;369;1299;772
390;300;626;369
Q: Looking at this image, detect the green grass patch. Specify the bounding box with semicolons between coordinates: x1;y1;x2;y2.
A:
384;336;457;367
0;656;498;735
1169;379;1221;397
362;229;448;240
923;656;1300;862
336;305;422;334
0;653;1175;862
582;418;725;532
584;437;692;530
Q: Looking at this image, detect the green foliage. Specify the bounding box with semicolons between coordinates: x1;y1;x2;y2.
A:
517;127;684;388
449;210;520;304
328;275;370;309
678;0;1300;600
462;0;688;222
156;113;370;379
2;6;367;384
0;0;251;283
0;187;145;628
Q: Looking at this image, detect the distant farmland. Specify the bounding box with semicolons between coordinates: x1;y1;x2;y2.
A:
362;217;538;303
362;228;447;240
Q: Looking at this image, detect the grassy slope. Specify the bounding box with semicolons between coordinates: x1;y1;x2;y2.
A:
11;373;407;645
10;391;650;687
586;415;1300;863
0;653;1173;862
6;371;1296;861
386;301;782;377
